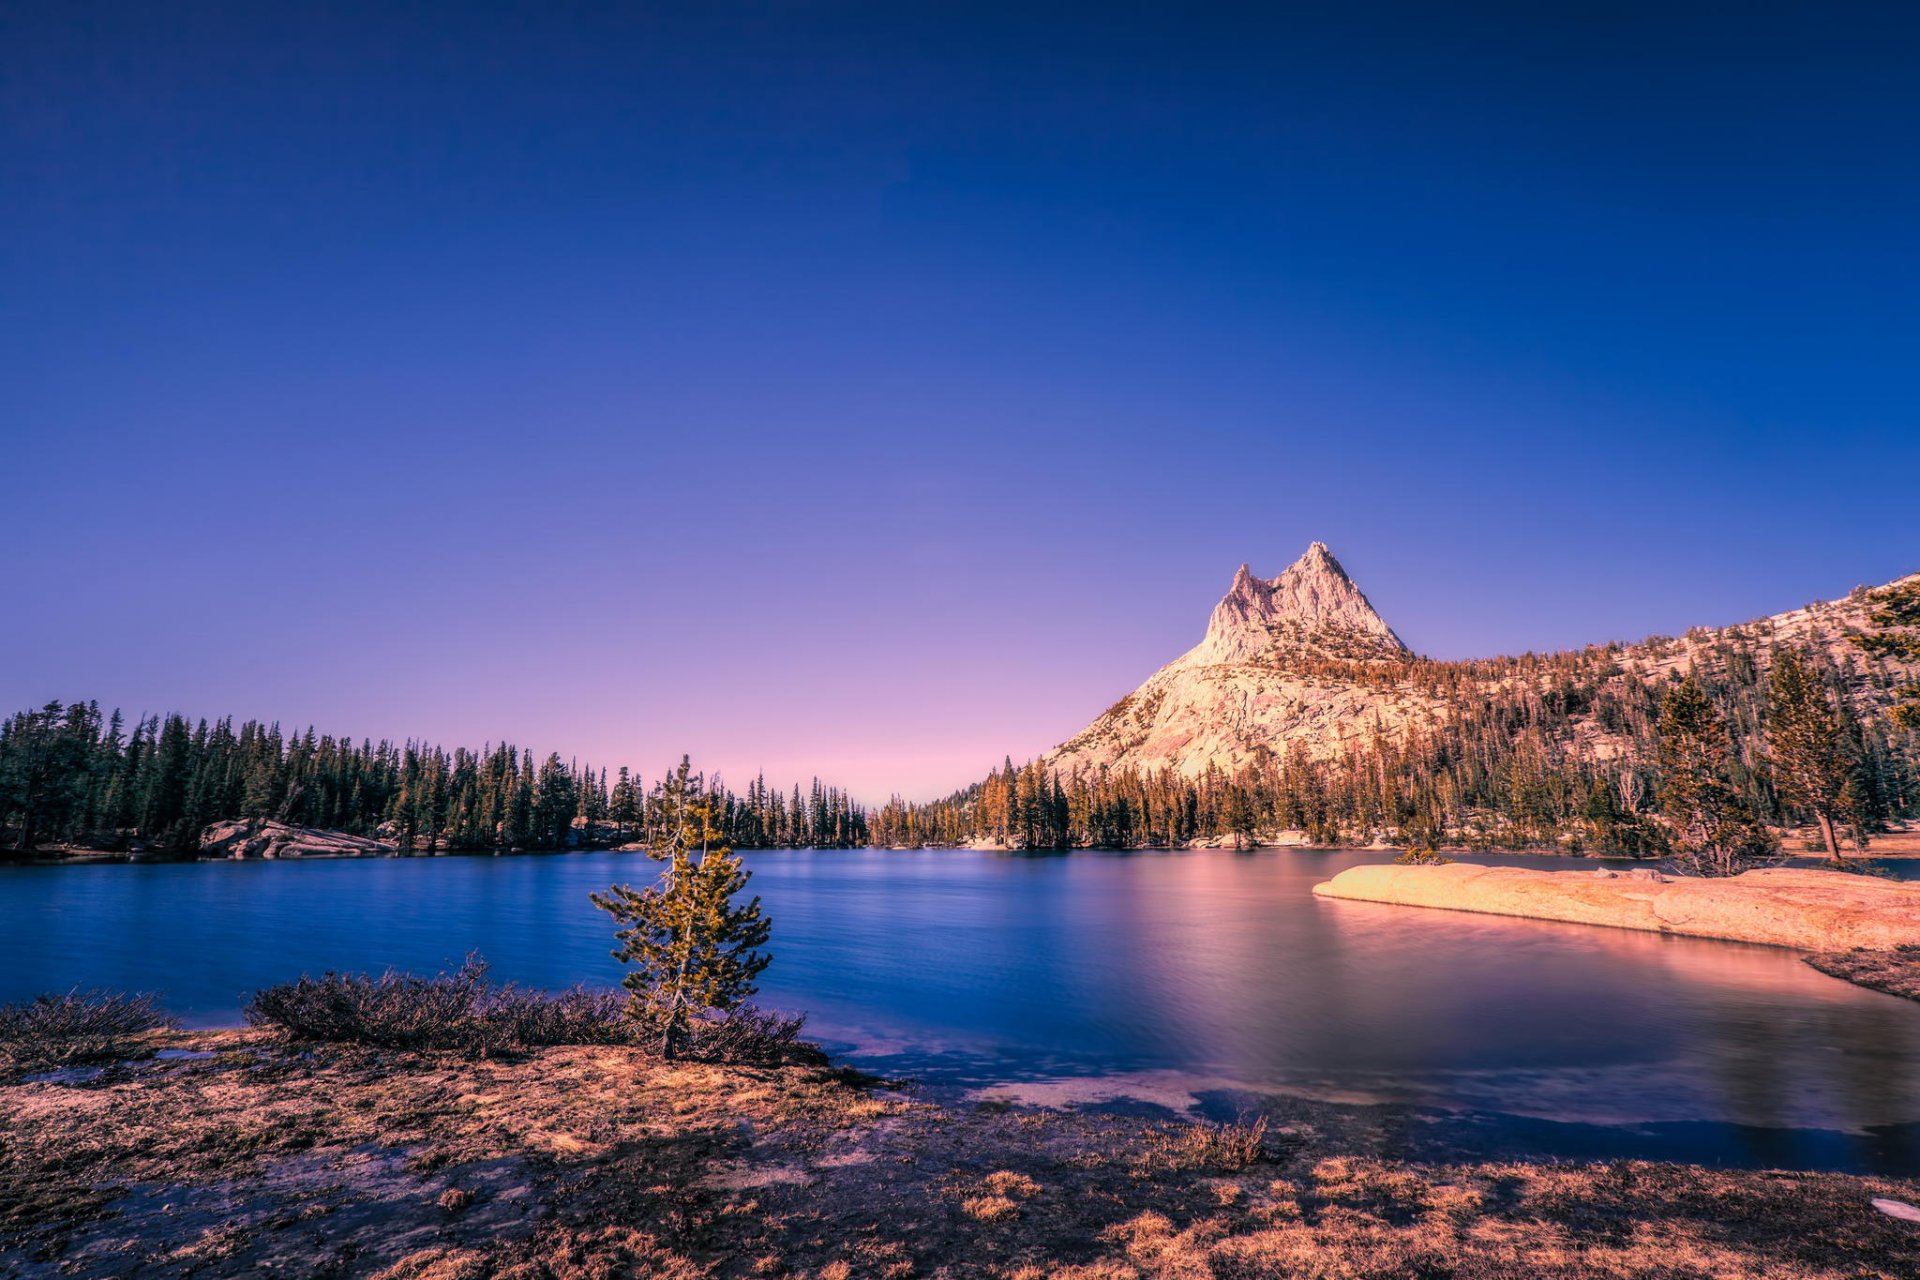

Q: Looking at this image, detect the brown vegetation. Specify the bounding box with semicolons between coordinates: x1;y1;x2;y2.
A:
241;954;822;1066
0;990;176;1076
4;1030;1919;1278
1807;946;1920;1003
242;954;633;1056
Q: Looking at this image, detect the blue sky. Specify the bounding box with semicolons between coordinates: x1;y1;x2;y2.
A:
5;2;1917;798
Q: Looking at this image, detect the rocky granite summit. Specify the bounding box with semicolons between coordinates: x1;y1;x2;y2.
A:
1044;543;1444;779
1190;542;1408;667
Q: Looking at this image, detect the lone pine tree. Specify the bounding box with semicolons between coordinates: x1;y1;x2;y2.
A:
1765;646;1866;862
1656;676;1777;877
590;756;771;1059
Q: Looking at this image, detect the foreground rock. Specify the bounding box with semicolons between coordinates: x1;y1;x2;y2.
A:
1313;863;1920;952
4;1031;1918;1279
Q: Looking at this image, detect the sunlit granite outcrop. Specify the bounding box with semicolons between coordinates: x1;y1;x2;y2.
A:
1312;863;1920;952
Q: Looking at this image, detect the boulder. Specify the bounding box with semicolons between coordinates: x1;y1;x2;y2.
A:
1311;862;1920;952
198;820;397;860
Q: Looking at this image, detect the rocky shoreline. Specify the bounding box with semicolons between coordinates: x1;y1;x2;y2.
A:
1312;863;1920;1012
1312;864;1920;953
5;1030;1920;1278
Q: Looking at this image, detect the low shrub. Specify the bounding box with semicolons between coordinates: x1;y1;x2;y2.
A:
684;1005;829;1067
1394;846;1452;866
244;955;827;1065
0;990;178;1072
244;953;632;1056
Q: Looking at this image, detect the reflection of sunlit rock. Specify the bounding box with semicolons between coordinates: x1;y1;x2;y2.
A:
1314;864;1920;952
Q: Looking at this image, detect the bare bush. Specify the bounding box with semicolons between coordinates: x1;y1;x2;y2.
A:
488;985;634;1048
244;953;632;1056
0;990;178;1072
683;1005;828;1066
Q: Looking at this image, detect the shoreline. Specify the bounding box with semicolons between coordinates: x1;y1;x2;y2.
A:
12;829;1920;867
5;1030;1919;1278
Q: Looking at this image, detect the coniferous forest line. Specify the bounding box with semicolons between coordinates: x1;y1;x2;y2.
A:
0;707;867;857
5;584;1918;860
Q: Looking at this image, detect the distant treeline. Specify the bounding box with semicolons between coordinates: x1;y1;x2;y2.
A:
868;630;1920;853
0;707;867;855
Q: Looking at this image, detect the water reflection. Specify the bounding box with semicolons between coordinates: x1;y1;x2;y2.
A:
3;846;1918;1170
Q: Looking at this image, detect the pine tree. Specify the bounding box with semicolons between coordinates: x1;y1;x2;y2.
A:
1850;579;1920;730
590;757;771;1059
1765;646;1864;862
142;714;196;851
533;752;577;848
502;754;535;848
1655;676;1776;876
610;766;638;838
0;703;61;852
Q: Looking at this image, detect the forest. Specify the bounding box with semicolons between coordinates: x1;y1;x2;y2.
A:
0;708;867;856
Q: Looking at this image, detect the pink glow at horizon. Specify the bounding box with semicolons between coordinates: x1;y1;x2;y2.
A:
8;535;1909;805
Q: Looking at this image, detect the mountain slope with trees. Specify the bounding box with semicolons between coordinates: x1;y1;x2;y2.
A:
868;556;1920;854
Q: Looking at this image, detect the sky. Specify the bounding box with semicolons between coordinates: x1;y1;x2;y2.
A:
5;2;1917;801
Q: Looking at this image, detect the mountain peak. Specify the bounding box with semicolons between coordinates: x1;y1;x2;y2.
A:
1189;543;1408;666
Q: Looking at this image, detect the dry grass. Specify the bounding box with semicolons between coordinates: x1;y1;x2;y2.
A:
962;1194;1022;1222
1134;1115;1273;1175
3;1032;1917;1278
982;1170;1042;1198
1808;946;1920;1002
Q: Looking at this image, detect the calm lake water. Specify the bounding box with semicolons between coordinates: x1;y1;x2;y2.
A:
6;847;1920;1172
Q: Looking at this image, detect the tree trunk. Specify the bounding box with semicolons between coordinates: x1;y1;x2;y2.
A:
1816;811;1842;862
660;947;693;1060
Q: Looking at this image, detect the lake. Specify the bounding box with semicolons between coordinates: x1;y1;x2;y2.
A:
6;847;1919;1173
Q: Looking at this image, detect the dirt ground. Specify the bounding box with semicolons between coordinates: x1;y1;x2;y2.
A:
3;1031;1919;1279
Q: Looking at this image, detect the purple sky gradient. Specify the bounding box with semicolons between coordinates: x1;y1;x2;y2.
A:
6;4;1917;800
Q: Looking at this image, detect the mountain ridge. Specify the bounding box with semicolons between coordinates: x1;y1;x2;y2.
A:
1043;544;1919;781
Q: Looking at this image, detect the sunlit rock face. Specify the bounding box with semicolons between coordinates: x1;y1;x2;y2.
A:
1043;543;1919;782
1187;542;1408;667
1045;543;1437;780
1313;863;1920;952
